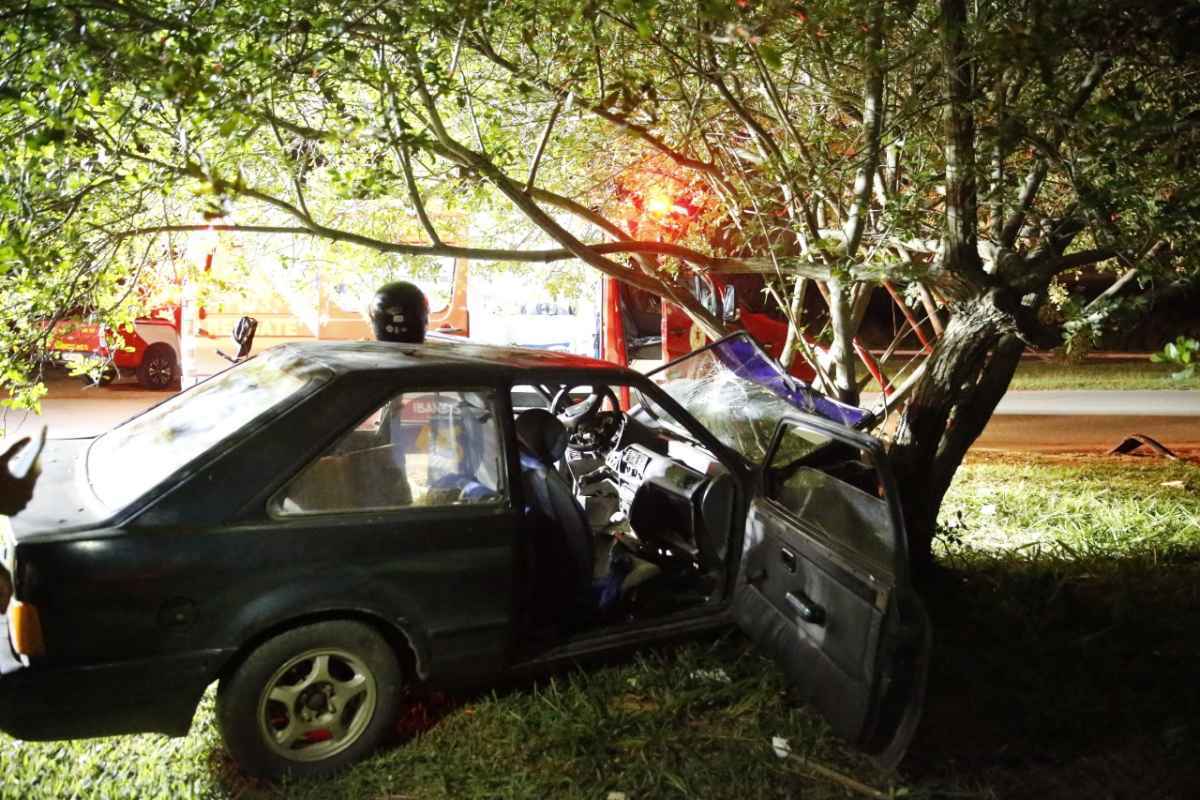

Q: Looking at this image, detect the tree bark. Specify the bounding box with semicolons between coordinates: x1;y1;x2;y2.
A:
939;0;984;281
826;276;860;404
888;291;1023;575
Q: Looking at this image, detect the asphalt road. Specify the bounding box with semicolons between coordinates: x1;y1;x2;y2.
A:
983;390;1198;452
861;389;1200;417
3;375;1198;453
863;390;1200;452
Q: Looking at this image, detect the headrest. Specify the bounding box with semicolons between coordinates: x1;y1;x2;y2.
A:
515;408;567;467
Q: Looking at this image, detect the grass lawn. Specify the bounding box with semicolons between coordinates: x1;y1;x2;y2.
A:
2;453;1198;799
1007;359;1200;391
865;356;1200;392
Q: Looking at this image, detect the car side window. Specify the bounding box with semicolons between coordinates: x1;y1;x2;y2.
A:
767;423;893;569
510;384;552;412
275;388;504;515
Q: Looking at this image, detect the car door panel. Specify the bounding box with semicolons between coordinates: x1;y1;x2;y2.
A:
735;416;929;769
736;498;886;744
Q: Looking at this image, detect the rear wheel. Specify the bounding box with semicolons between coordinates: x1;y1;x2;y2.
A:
136;344;177;390
216;620;403;779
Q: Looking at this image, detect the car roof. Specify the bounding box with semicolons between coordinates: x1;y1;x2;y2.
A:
272;336;625;378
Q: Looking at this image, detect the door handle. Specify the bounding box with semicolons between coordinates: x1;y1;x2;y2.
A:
786;591;826;626
780;547;797;573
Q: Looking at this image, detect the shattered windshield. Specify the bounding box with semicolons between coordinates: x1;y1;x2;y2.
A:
647;334;871;463
87;350;329;512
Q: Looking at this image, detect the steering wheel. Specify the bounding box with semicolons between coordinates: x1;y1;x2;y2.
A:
551;384;622;453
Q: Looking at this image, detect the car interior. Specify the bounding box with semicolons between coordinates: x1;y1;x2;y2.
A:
509;381;738;639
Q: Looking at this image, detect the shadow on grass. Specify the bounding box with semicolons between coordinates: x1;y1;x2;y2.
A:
908;548;1200;799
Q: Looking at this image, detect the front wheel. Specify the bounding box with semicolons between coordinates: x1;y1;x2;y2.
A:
216;620;403;779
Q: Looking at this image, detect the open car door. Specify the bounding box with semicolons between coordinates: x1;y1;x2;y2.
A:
734;414;931;769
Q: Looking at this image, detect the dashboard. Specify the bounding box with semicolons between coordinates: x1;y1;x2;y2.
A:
580;414;735;572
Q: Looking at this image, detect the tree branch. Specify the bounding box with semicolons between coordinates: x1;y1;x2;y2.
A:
1055;247;1118;271
405;55;729;337
469;31;726;180
526;92;566;192
108;223;712;272
395;138;441;246
843;0;887;260
939;0;984;278
999;55;1111;248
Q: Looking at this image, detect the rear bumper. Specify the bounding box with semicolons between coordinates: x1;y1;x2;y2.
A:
0;624;231;741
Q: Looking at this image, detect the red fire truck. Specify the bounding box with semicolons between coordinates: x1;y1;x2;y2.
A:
49;308;183;390
597;272;897;393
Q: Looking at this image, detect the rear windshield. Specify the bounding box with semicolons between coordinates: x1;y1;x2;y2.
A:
87;350;328;512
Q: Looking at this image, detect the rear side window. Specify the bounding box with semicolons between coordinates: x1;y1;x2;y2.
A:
88;352;325;512
275;389;504;515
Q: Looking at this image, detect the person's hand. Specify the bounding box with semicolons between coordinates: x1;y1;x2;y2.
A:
0;437;41;517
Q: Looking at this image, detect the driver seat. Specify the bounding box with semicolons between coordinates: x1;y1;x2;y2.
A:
515;409;594;629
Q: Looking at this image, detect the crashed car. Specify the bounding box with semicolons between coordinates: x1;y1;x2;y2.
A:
0;332;929;778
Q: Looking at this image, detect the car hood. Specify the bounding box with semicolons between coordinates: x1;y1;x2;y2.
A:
9;438;109;539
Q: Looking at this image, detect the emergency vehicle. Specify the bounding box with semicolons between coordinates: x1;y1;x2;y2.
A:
48;308;182;390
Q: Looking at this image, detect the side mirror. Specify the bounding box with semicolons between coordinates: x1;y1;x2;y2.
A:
218;316;258;364
721;285;737;321
691;276;716;314
231;316;258;359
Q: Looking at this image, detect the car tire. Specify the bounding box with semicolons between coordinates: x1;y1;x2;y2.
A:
136;343;178;390
215;620;403;780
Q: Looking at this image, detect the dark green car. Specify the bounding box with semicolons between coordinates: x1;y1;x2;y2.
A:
0;333;929;778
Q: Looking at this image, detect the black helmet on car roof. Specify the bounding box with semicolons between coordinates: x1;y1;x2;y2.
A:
370;281;428;343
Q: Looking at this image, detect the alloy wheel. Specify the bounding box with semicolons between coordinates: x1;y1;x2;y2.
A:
256;647;378;762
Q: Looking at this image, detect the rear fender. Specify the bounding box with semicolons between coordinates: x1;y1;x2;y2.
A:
213;577;432;682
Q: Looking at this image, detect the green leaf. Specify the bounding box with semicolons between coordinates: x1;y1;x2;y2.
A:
759;44;782;70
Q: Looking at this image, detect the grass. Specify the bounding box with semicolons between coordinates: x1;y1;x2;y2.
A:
865;357;1200;392
0;644;882;800
2;453;1198;799
918;452;1200;798
1006;359;1200;391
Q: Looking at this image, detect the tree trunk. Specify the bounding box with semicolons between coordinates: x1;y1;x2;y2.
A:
888;291;1023;576
826;276;860;404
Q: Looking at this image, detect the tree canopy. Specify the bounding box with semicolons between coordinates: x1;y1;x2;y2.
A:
3;0;1198;566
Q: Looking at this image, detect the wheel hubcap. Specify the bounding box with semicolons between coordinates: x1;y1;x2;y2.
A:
147;357;171;383
257;648;377;762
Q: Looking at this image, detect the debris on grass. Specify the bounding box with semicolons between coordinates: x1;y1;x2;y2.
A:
687;667;732;684
772;735;896;799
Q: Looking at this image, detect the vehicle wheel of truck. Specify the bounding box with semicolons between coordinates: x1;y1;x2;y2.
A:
216;620;402;780
137;344;177;389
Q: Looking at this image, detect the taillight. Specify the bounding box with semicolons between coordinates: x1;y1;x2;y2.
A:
9;600;45;657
